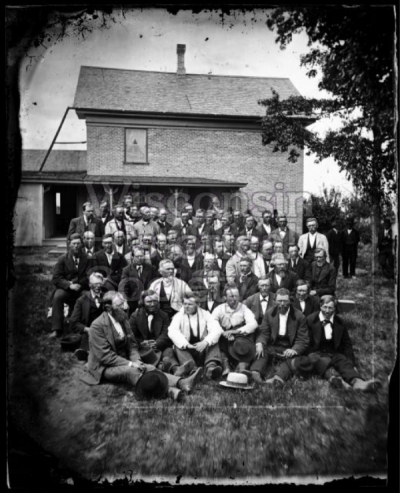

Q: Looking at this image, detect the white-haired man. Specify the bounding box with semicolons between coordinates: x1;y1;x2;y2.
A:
225;236;251;280
168;293;224;380
105;204;136;240
83;291;202;400
266;254;299;295
298;217;330;263
69;272;105;361
149;259;193;320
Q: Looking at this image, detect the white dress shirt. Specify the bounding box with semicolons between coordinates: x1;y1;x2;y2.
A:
263;224;272;235
186;254;195;268
278;311;289;336
275;273;282;286
147;314;154;334
105;252;113;265
260;294;269;314
299;300;306;312
309;233;317;248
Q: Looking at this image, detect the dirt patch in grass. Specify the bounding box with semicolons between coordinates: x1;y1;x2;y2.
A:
7;255;396;485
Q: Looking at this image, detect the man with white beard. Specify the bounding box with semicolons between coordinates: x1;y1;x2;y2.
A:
84;291;202;401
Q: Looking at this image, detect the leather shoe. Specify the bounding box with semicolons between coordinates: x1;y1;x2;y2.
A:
174;360;195;378
205;365;222;380
168;387;184;402
179;367;203;394
265;375;284;387
74;349;88;362
352;378;380;392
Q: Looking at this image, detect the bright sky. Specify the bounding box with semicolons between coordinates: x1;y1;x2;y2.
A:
19;7;354;197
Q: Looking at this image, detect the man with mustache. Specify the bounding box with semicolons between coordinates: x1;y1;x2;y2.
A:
266;254;299;295
269;215;299;254
105;204;136;241
225;236;251;280
309;248;337;298
256;210;274;242
259;288;309;386
287;244;311;281
84;291;202;400
67;202;104;250
291;280;319;316
298;217;330;263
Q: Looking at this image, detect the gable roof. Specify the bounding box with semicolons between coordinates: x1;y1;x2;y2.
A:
73;66;301;118
21;150;87;172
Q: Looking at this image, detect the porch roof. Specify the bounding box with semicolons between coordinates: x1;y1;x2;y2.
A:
21;171;247;188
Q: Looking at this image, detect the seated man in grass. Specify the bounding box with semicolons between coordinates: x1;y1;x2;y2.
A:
212;284;258;376
168;293;224;380
69;272;105;362
305;295;380;392
83;291;203;401
50;233;90;338
309;248;337;298
259;288;310;386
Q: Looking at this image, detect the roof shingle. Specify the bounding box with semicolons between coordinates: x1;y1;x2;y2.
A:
73;66;301;117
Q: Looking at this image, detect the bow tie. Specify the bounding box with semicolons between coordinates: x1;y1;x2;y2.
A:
321;319;331;326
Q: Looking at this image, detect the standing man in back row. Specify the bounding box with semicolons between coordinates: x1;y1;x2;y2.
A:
298;218;330;263
340;217;360;279
67;202;104;250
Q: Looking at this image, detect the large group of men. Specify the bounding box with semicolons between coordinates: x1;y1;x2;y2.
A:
48;195;387;401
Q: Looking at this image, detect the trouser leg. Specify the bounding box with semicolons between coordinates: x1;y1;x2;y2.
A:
52;289;73;334
203;343;222;368
80;331;89;351
160;347;180;374
332;254;340;274
102;364;143;387
342;251;349;277
349;250;357;276
330;353;361;383
174;347;199;367
250;355;269;377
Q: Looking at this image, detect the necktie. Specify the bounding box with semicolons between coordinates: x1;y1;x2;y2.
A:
137;266;142;277
74;257;79;269
94;296;100;309
87;250;92;258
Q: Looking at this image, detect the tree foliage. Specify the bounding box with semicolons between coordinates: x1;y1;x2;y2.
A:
260;6;396;206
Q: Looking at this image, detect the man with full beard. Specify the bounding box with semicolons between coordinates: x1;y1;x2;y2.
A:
84;291;202;400
266;254;299;296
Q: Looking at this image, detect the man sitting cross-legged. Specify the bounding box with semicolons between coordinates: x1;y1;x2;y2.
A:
305;295;380;391
83;291;203;401
69;272;106;362
257;288;309;386
212;284;258;376
130;290;192;378
50;233;90;338
168;293;224;380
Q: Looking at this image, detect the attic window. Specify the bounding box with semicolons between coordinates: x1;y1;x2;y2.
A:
125;128;148;164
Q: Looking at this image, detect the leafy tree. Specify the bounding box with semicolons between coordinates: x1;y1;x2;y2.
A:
260;6;396;270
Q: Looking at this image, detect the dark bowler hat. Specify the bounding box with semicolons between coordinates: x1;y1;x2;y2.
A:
140;347;162;366
136;370;168;399
228;336;256;362
60;333;82;351
290;356;314;373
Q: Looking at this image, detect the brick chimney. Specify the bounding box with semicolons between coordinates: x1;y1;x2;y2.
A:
177;44;186;75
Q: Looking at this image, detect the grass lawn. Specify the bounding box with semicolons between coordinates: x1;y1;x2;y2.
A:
7;244;396;485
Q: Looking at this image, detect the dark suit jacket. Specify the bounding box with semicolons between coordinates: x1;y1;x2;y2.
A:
266;270;299;295
52;251;90;292
67;216;104;246
181;254;204;281
257;305;309;354
172;224;200;239
310;262;337;297
340;228;360;251
93;250;127;289
69;290;104;333
235;272;259;301
238;227;262;241
269;228;299;253
100;212;114;226
244;292;277;325
119;263;160;312
288;257;311;281
129;307;171;351
173;263;193;284
157;220;173;236
214;224;240;238
199;298;224;313
306;311;356;365
151;249;167;270
256;223;274;242
86;312;140;384
292;296;320;317
326;229;342;257
377;227;393;252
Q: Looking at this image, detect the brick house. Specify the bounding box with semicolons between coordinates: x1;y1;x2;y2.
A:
15;45;307;246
